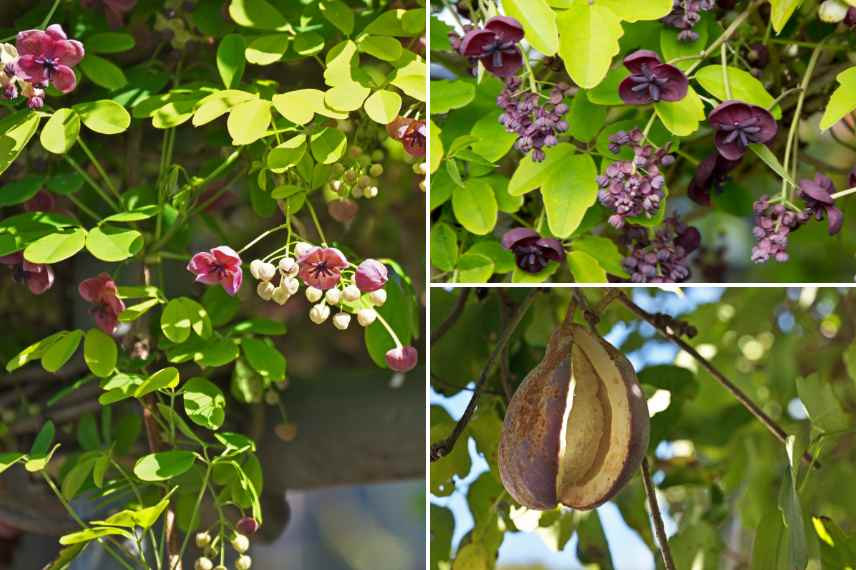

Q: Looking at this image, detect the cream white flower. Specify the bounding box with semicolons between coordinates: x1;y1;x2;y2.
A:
285;277;300;295
306;286;323;303
294;241;314;258
278;257;298;276
332;312;351;330
257;281;275;301
309;303;330;324
343;284;361;302
368;289;387;307
249;259;264;280
357;308;377;327
325;288;342;305
272;285;290;305
258;262;277;282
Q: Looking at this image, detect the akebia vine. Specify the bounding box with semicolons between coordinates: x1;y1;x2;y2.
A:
0;1;425;568
431;0;856;283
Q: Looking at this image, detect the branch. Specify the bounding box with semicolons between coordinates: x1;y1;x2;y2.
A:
431;288;471;346
430;289;539;462
640;457;676;570
616;291;819;468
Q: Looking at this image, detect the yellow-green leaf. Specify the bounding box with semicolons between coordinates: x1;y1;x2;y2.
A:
557;4;623;89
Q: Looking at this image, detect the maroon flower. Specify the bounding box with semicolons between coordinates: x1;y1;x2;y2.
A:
187;246;243;296
708;100;778;160
846;7;856;27
0;252;54;295
79;273;125;334
236;517;260;536
501;228;564;274
619;50;688;105
459;16;524;77
386;117;426;158
687;153;741;206
80;0;137;28
298;247;348;290
385;346;418;373
355;259;388;293
24;191;57;212
798;174;844;235
16;24;84;94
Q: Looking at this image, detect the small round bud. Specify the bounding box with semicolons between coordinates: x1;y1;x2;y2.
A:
272;285;290;305
333;162;346;175
355;259;388;292
264;389;280;405
275;422;298;441
368;289;387;307
819;0;849;22
278;257;298;276
364;186;379;199
325;288;342;305
231;533;250;554
306;286;323;303
258;262;276;282
195;557;214;570
333;312;351;330
236;555;253;570
343;284;361;302
357;308;377;327
349;146;363;158
358;175;372;188
331;179;343;192
371;149;384;162
419;180;426;192
309;303;330;324
285;277;300;295
195;532;211;549
343;169;357;184
249;259;264;280
351;186;364;198
257;281;275;301
237;516;260;536
369;164;384;177
293;242;314;258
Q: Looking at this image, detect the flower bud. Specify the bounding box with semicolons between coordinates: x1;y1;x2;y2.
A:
357;308;377;327
285;277;300;295
368;289;387;307
257;281;275;301
275;422;298;441
349;145;363;158
385;346;418;373
310;303;330;324
355;259;388;292
819;0;849;22
325;288;342;305
369;164;384;177
231;533;250;554
236;555;253;570
264;389;279;405
294;242;314;258
352;186;364;198
195;532;211;549
343;284;361;301
237;516;260;536
333;312;351;330
258;262;276;282
278;257;298;276
272;285;290;305
306;286;323;303
364;186;379;199
195;558;214;570
358;175;372;188
333;162;346;175
249;259;264;280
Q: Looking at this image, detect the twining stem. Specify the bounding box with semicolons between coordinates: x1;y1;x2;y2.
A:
305;199;327;246
430;289;539;462
64;154;120;212
640;458;677;570
78;137;121;201
374;312;404;350
238;223;289;255
431;288;471;346
615;291;820;468
38;0;62;29
66;193;100;221
685;0;764;76
112;458;163;570
767;87;803;111
721;44;732;99
172;464;212;570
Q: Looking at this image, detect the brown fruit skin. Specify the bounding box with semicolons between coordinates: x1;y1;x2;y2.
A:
498;324;650;511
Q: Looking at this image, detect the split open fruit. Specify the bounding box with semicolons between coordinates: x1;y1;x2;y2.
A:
498;324;649;510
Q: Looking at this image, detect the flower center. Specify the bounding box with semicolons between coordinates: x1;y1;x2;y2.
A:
310;260;336;278
629;64;669;101
482;38;517;68
718;116;763;148
35;56;59;75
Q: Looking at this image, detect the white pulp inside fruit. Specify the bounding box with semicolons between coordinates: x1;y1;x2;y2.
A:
556;331;632;508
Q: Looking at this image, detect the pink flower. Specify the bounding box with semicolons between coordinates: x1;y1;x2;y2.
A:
16;24;84;94
385;346;418;373
298;247;348;290
24;191;56;212
187;246;243;296
0;252;54;295
355;259;388;292
79;273;125;334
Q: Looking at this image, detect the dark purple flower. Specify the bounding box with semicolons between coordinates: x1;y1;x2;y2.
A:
0;252;54;295
298;247;348;290
751;196;809;263
661;0;715;41
708;100;778;160
747;44;769;69
385;346;418;373
24;191;57;212
79;273;125;333
621;216;700;283
236;517;260;536
798;174;844;235
459;16;524;77
187;246;243;295
355;259;388;292
497;78;571;161
687;153;741;205
386;117;426;158
16;24;84;94
619;50;688;105
501;228;564;274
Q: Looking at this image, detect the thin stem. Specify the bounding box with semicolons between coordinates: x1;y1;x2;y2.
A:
374;312;403;350
721;44;732;99
430;289;539;462
112;458;162;570
238;223;288;254
640;458;676;570
831;186;856;200
38;0;62;29
431;289;471;346
78;137;121;201
305;200;327;245
66;193;100;221
641;112;657;140
685;0;763;76
767;87;802;111
64;154;120;211
172;464;212;570
521;49;538;94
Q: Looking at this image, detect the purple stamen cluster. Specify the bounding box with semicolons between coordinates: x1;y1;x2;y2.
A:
597;129;674;228
661;0;716;42
750;196;809;263
497;78;571;162
620;216;701;283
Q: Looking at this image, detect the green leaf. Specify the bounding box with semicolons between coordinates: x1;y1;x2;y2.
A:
227;99;271;145
310;128;348;164
161;297;211;343
597;0;673;21
695;65;781;119
241;337;286;382
820;67;856;131
655;86;705;136
62;456;96;500
272;89;321;125
203;285;240;327
26;442;60;472
508;142;575;196
86;32;135;54
430;222;458;272
84;328;117;378
40;108;80;154
78;54;127;91
192;90;256;127
6;331;66;372
452;178;497;236
245;34;290;65
60;527;132;546
85;225;142;262
455;253;494;283
470;111;517;162
770;0;803;33
431;81;476;115
119;298;160;323
430;119;443;173
228;0;289;31
573;235;628;278
133;451;196;482
542;153;598;238
0;452;25;475
217;34;247;89
293;31;325;56
796;373;851;432
0;111;41;178
566;92;606;141
557;3;623;89
575;510;615;569
364;90;402;125
320;0;354;34
183;377;226;430
503;0;558;55
135;367;180;398
73;100;132;135
42;330;83;373
567;251;607;283
660;15;709;71
0;175;46;207
24;227;86;264
748;143;796;187
390;59;426;102
30;421;55;457
357;36;402;62
267;135;306;172
453;543;490;570
466;240;515;274
779;436;808;570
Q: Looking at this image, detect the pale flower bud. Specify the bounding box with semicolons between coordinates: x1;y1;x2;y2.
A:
249;259;264;280
357;308;377;327
333;312;351;330
368;289;387;307
294;242;314;258
195;558;213;570
195;532;211;549
278;257;298;276
819;0;849;22
325;288;342;305
352;186;364;198
272;285;290;305
343;284;361;302
310;303;330;324
257;281;275;301
258;262;277;282
285;277;300;295
231;533;250;554
306;286;323;303
364;186;379;199
369;164;384;177
236;555;253;570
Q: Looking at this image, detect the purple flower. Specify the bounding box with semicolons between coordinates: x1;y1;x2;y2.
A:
24;191;57;212
298;247;348;290
497;78;571;161
750;196;809;263
385;346;418;373
79;273;125;334
661;0;715;42
187;246;243;296
459;16;524;77
708;100;778;160
16;24;84;94
355;259;388;292
236;517;259;536
619;50;688;105
501;228;564;274
846;7;856;27
386;117;426;158
621;217;700;283
687;153;741;206
798;174;844;235
0;252;54;295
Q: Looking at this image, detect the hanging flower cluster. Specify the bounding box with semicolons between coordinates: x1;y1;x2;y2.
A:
620;216;701;283
79;273;125;334
0;253;54;295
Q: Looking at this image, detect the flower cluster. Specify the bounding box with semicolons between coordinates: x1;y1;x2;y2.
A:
0;253;54;295
661;0;715;42
387;117;426;159
708;100;778;160
326;147;386;223
750;196;809;263
194;527;254;570
798;174;844;235
497;77;571;162
501;228;564;274
457;16;524;77
597;129;674;228
687;152;741;205
619;50;688;105
79;273;126;334
620;216;701;283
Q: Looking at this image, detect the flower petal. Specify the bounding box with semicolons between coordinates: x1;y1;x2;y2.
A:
459;29;497;57
26;265;54;295
211;245;241;268
618;76;653;105
654;64;688;101
484;16;525;43
78;273;113;304
827;206;844;235
501;228;539;249
482;48;523;78
623;50;662;74
187;252;215;276
51;65;77;93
